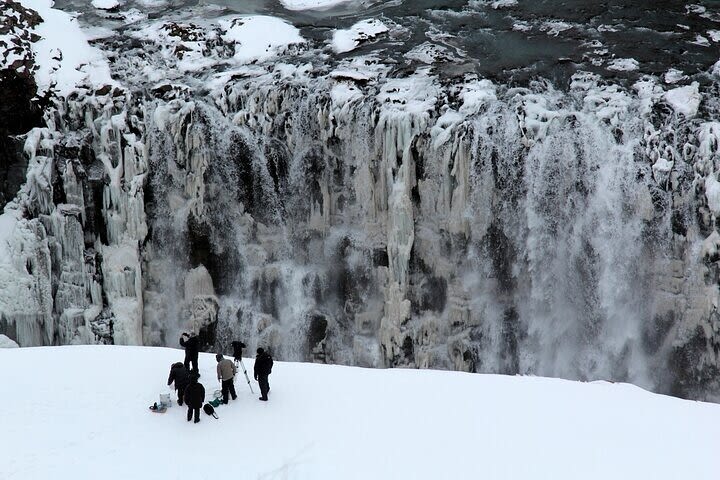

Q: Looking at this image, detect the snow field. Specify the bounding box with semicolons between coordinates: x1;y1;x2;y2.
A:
2;346;720;479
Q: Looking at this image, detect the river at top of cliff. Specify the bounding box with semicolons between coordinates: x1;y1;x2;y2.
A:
50;0;720;87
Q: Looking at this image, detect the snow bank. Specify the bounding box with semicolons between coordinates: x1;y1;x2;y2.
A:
20;0;115;96
332;19;388;54
91;0;119;10
280;0;350;10
220;16;304;63
0;334;19;348
2;346;720;480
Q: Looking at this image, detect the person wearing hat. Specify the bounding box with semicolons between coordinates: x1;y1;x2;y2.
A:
216;353;237;404
254;347;273;402
183;373;205;423
179;332;200;374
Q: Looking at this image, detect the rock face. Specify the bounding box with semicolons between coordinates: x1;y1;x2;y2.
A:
0;1;43;210
1;1;720;401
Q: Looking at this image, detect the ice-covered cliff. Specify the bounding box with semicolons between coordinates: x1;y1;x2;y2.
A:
1;0;720;400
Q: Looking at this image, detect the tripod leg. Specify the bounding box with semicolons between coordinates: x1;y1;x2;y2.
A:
240;359;254;393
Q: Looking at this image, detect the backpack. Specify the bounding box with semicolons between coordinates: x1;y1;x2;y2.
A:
267;354;273;374
203;403;218;419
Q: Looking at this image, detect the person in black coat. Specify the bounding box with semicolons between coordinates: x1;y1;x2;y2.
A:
167;362;190;406
231;341;246;363
183;373;205;423
254;347;273;401
179;332;200;373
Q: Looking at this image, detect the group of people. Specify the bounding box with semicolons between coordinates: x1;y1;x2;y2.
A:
167;333;274;424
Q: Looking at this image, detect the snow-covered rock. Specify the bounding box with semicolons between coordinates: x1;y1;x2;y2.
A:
220;16;304;64
332;19;388;54
91;0;119;10
607;58;639;71
20;0;115;96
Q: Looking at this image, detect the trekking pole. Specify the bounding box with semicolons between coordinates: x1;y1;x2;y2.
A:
236;359;254;393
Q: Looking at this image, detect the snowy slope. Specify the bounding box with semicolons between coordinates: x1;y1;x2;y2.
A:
2;346;719;480
21;0;115;95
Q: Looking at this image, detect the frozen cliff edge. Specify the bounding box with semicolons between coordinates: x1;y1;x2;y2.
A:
1;1;720;401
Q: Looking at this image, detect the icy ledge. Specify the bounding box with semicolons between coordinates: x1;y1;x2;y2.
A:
2;345;719;480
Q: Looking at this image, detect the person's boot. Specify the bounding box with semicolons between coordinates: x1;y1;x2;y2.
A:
194;418;200;423
178;399;183;406
259;397;268;401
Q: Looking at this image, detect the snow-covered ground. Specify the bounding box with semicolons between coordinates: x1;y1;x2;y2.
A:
2;346;719;480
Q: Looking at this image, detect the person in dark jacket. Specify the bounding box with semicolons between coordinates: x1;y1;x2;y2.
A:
179;332;200;373
231;341;246;363
183;373;205;423
254;347;273;401
167;362;190;406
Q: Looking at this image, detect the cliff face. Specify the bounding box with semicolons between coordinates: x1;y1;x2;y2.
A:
1;0;719;400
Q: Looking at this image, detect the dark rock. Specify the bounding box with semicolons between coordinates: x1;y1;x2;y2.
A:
307;313;328;361
372;248;388;267
0;70;43;210
669;323;720;400
402;335;414;362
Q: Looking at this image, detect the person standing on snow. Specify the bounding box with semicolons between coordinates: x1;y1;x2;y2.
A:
167;362;191;406
216;353;237;404
179;332;200;373
254;347;273;401
184;373;205;423
231;340;246;363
